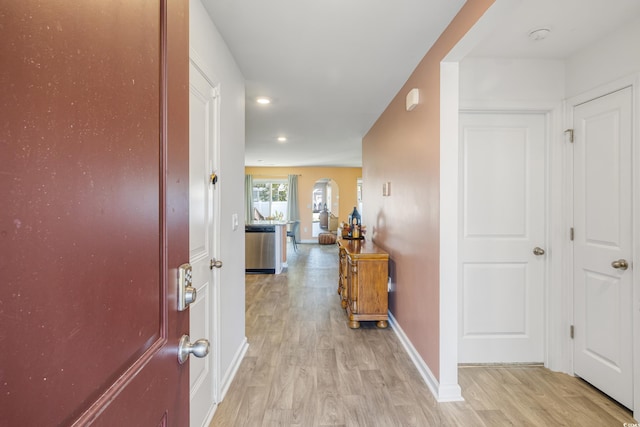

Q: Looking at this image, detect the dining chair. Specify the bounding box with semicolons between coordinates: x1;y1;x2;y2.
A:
287;220;299;252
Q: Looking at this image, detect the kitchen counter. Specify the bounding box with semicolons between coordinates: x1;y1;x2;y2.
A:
247;220;288;226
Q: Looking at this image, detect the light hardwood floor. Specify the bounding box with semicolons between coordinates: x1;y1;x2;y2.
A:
210;243;635;426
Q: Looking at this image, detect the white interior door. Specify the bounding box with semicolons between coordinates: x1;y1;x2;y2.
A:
573;87;633;409
459;112;546;363
189;60;221;427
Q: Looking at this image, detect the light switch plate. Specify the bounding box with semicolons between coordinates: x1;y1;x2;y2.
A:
232;213;239;231
383;182;391;196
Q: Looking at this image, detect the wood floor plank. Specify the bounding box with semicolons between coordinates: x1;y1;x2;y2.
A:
359;386;399;426
260;408;293;427
234;385;269;427
263;356;296;411
438;401;487;427
475;409;515;426
315;389;346;426
342;395;371;427
393;403;437;427
291;365;317;426
210;243;636;427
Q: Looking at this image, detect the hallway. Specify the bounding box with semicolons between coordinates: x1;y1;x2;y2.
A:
210;244;635;426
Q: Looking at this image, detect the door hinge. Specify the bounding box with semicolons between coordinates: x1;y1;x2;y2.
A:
570;227;574;241
564;129;574;143
570;325;574;339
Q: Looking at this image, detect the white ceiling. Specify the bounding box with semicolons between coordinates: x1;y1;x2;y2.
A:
201;0;640;167
202;0;466;167
469;0;640;59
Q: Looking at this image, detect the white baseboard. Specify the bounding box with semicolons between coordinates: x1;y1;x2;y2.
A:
199;404;217;427
388;312;463;402
437;383;464;402
218;337;249;402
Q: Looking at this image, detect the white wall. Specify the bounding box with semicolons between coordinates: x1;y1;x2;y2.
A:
190;0;246;390
459;57;565;109
565;15;640;98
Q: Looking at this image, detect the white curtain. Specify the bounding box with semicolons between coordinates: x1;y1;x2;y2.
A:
245;174;253;224
287;174;300;241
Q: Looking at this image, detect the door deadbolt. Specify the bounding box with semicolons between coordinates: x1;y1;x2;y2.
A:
178;334;210;364
178;263;197;311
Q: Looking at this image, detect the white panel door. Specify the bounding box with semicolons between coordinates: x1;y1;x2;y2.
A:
459;113;546;363
189;60;221;427
573;87;633;409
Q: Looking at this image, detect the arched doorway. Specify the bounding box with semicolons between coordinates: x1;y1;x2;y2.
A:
311;178;339;237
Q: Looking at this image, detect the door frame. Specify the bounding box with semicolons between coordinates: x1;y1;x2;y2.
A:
457;109;552;364
563;73;640;414
189;48;223;423
452;102;568;372
454;101;571;375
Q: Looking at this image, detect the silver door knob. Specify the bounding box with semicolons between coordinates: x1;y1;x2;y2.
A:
178;334;210;364
533;247;545;256
209;258;223;270
611;259;629;270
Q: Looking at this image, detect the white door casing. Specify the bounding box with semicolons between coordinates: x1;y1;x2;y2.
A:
189;59;221;427
572;86;633;409
459;112;546;363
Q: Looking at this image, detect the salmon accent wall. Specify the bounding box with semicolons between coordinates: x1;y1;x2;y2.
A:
362;0;494;382
245;166;362;241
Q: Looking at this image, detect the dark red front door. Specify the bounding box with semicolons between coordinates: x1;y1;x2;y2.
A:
0;0;190;425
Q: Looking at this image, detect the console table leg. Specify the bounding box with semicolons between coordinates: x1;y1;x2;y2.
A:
376;320;388;329
348;320;360;329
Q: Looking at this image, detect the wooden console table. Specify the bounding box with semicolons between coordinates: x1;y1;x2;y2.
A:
337;237;389;329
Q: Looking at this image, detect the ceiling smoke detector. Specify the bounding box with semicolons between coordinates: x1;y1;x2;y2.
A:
528;28;551;41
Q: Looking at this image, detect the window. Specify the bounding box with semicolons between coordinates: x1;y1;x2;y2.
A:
252;180;288;220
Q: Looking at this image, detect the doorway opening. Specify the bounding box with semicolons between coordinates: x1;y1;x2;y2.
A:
311;178;339;237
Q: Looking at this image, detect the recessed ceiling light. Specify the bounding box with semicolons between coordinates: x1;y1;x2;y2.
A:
528;28;550;41
256;97;271;105
277;137;287;142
